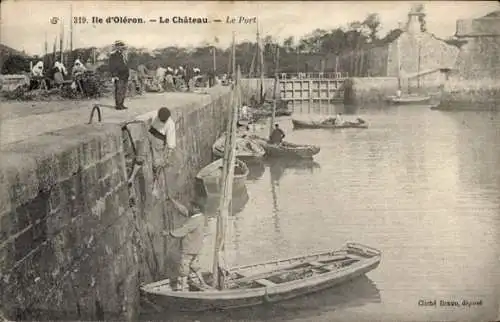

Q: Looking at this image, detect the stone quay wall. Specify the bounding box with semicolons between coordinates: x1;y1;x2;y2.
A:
0;88;232;320
343;77;399;106
438;13;500;110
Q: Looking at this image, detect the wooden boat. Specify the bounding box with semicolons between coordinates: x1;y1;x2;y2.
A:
140;243;381;312
196;158;249;194
387;95;431;105
292;119;368;129
212;134;265;160
253;108;293;117
250;135;319;158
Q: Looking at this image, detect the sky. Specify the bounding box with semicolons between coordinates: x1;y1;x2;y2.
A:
1;0;499;55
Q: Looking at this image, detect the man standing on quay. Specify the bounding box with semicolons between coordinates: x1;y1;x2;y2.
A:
109;40;129;110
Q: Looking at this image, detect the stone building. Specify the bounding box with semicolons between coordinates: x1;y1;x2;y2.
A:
366;6;459;90
454;10;500;80
440;10;500;110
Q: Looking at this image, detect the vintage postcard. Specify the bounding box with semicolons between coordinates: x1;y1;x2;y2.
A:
0;1;499;321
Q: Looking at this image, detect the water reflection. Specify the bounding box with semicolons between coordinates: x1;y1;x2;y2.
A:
246;159;266;181
140;275;380;322
201;187;250;217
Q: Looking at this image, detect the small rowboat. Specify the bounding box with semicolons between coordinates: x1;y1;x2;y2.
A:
140;243;381;312
252;109;293;118
386;95;431;105
292;119;369;130
195;158;249;194
250;135;320;159
212;134;265;160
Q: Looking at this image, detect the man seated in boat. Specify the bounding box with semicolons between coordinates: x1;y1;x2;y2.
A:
321;116;336;125
269;123;285;145
334;113;345;126
237;121;250;137
356;117;366;124
240;104;250;120
163;196;211;291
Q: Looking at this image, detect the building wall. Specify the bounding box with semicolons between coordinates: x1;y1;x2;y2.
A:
0;89;232;320
438;13;500;109
343;77;399;105
387;32;459;78
454;36;500;80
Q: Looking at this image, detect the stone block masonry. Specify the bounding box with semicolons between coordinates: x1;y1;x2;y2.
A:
0;87;232;320
343;77;399;106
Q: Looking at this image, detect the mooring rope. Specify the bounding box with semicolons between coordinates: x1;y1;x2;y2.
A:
88;104;102;124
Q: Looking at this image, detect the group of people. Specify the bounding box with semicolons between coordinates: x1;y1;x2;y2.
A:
322;113;365;126
148;64;203;92
29;58;91;92
109;40;216;110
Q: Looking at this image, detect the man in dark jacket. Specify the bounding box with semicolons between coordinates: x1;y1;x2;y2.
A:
269;123;285;144
108;40;129;110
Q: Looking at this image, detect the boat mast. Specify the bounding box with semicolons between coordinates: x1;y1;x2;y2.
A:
270;45;280;137
59;19;64;63
69;4;73;66
257;21;265;104
417;41;421;90
212;33;239;290
44;32;48;67
396;36;401;92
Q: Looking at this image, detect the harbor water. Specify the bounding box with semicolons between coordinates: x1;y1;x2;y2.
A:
141;103;500;321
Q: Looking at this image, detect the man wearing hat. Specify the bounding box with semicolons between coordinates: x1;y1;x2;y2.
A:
163;194;210;291
109;40;129;110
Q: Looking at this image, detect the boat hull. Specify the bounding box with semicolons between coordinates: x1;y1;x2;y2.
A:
387;96;431;105
141;243;381;312
196;159;249;194
292;119;368;129
212;136;265;160
251;136;320;158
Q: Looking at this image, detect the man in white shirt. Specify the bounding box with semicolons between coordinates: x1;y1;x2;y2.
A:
155;67;167;91
150;107;176;165
149;107;176;196
335;113;344;126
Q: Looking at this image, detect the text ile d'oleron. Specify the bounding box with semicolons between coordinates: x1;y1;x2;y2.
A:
81;16;257;24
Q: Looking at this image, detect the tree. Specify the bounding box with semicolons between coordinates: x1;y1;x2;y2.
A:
283;36;295;53
362;13;381;43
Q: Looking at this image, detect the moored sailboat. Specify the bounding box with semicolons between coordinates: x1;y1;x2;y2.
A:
387;34;430;105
